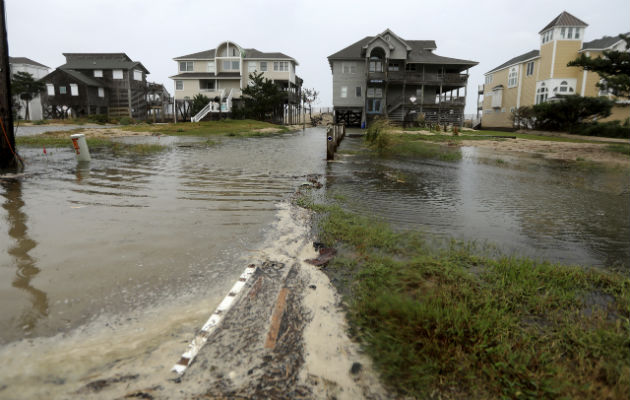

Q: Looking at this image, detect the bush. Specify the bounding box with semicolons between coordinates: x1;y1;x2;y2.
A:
119;116;133;125
33;119;48;125
365;117;392;144
88;114;109;124
532;96;613;132
574;119;630;138
191;94;211;117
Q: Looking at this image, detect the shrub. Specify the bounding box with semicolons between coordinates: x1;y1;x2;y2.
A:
191;93;211;117
119;116;133;125
574;119;630;138
365;117;392;144
33;119;48;125
88;114;109;124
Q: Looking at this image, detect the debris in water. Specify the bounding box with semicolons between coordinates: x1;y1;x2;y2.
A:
305;247;337;266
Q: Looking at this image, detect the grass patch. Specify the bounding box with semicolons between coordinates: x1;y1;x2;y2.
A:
16;134;167;155
606;143;630;157
304;199;630;399
122;119;289;137
368;132;462;162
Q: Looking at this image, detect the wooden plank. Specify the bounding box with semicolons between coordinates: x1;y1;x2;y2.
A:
264;288;289;349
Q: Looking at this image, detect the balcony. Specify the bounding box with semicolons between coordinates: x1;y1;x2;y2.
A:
371;71;469;85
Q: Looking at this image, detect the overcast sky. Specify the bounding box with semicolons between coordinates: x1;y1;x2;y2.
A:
6;0;629;115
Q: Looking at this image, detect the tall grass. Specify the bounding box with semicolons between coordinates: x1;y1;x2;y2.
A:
302;197;630;399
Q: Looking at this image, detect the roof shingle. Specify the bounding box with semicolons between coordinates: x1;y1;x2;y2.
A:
9;57;49;69
539;11;588;33
487;49;540;74
582;33;629;50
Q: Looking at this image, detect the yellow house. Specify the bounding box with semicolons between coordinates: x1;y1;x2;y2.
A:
480;11;629;129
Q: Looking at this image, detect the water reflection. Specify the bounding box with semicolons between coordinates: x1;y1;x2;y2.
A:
1;179;48;334
327;138;630;269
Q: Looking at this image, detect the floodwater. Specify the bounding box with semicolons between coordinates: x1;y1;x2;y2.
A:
326;134;630;269
0;127;628;397
0;128;325;398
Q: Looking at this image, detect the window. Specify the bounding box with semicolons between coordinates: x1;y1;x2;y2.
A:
388;62;400;71
59;86;67;94
46;84;54;96
485;74;493;85
133;70;142;81
342;62;357;74
367;99;381;113
369;58;383;72
207;61;216;73
526;61;535;76
575;28;580;39
222;60;240;71
94;70;103;78
567;27;573;39
273;61;289;72
561;28;566;39
70;84;78;96
179;61;194;72
341;86;347;98
355;86;361;97
367;87;382;98
113;69;123;79
536;84;548;104
98;87;104;97
559;81;568;93
200;80;215;91
507;67;518;88
260;62;267;71
248;62;257;73
175;80;183;90
231;47;239;56
405;64;417;71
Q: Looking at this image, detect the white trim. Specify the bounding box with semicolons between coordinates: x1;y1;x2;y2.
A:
580;70;587;96
516;64;523;108
550;39;557;78
172;264;258;375
579;39;626;52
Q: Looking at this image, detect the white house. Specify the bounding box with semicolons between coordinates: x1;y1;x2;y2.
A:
9;57;50;120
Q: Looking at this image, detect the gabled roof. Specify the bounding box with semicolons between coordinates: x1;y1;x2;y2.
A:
363;29;412;52
328;36;442;59
581;33;629;51
487;49;540;74
327;34;475;70
41;68;102;87
539;11;588;33
173;48;296;63
59;53;149;74
9;57;49;69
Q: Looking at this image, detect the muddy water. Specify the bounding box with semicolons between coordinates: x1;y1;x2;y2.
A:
327;135;630;269
0;128;325;398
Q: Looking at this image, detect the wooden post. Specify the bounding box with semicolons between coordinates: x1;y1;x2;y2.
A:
326;126;334;160
0;0;18;170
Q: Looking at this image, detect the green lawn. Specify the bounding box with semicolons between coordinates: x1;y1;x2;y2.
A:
299;195;630;399
122;119;289;137
16;134;167;155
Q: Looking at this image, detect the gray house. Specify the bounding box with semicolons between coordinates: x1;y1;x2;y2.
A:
328;29;478;127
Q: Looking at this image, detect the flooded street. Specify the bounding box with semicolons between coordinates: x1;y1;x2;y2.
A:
0;127;628;398
327;134;630;269
0;128;326;398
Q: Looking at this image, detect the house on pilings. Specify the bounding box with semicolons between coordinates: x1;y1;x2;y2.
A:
39;53;150;120
170;41;302;123
328;29;478;127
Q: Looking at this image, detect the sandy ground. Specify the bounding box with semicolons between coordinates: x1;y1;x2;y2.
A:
399;128;629;166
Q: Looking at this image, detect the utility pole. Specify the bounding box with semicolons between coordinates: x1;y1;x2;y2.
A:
0;0;18;170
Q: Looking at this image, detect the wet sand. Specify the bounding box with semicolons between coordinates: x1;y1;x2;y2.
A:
399;128;629;166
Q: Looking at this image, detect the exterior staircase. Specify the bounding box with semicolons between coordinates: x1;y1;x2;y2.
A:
191;89;234;122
